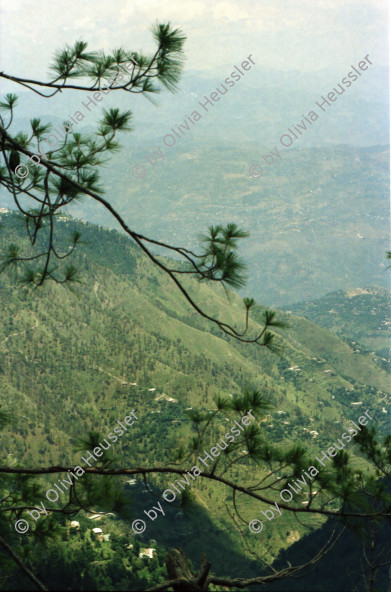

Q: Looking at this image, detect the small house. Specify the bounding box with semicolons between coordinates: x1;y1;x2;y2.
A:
139;548;156;559
91;527;104;541
70;521;80;532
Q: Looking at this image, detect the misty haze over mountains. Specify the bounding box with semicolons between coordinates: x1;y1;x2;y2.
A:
1;64;389;306
5;63;389;148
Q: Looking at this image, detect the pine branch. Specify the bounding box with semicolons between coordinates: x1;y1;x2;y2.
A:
0;465;389;521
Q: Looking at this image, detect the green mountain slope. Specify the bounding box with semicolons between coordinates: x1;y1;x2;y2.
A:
0;212;390;581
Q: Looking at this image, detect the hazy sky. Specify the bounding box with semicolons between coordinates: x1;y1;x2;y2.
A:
0;0;388;89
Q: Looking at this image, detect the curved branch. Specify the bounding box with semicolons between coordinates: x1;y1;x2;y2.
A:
0;464;389;521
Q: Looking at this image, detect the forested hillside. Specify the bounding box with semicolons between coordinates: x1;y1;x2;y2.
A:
1;212;390;589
